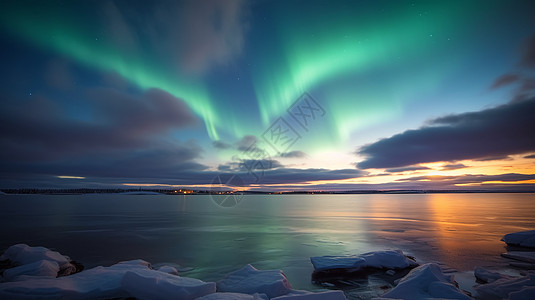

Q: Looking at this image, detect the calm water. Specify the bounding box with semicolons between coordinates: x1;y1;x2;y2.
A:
1;193;534;297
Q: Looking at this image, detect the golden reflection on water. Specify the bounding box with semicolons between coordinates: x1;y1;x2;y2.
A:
426;193;535;269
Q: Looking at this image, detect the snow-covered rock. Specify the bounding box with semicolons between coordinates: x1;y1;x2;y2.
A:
374;263;470;300
475;273;535;299
502;230;535;248
196;292;269;299
121;269;216;300
1;244;70;269
216;264;292;298
3;260;60;282
502;251;535;263
474;267;514;283
0;259;215;299
310;250;417;272
272;289;346;299
157;265;179;275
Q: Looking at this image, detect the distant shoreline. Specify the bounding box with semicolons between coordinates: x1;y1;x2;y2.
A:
1;188;534;195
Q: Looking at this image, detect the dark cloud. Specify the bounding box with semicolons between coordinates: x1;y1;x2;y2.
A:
441;163;467;170
259;168;366;184
217;159;282;173
213;140;232;149
278;150;307;158
357;98;535;169
475;155;511;161
396;173;535;184
102;0;249;76
491;73;520;89
385;166;430;173
0;87;202;183
525;154;535;159
236;135;258;151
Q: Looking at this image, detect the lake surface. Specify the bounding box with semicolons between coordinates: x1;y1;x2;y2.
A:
1;193;534;298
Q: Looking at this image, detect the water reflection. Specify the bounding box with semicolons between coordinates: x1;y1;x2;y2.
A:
1;193;534;291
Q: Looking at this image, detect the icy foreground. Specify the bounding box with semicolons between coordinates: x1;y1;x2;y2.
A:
373;263;470;300
310;250;417;272
502;230;535;248
0;244;347;299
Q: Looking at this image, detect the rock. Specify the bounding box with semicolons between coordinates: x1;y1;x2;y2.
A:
310;250;417;272
502;230;535;248
375;263;471;300
475;273;535;300
216;264;292;298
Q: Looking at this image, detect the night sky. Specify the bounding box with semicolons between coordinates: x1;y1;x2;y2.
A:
1;0;534;191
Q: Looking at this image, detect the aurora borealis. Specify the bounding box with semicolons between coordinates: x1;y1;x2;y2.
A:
1;0;535;190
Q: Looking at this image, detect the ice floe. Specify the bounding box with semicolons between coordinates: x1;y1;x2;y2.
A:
475;273;535;299
216;264;293;298
3;260;60;282
374;263;471;300
310;250;417;272
502;230;535;248
474;267;514;283
501;251;535;264
0;257;215;299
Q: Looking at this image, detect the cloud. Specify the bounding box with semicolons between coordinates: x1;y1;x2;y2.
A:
356;98;535;169
441;163;467;170
475;155;511;161
278;150;307;158
525;154;535;159
396;173;535;184
0;87;202;182
213;140;232;149
236;135;258;151
385;166;430;173
491;73;520;89
257;168;366;184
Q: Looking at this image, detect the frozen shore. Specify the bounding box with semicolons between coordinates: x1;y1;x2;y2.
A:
1;229;535;299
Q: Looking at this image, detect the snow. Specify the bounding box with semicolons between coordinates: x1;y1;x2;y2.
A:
157;265;179;275
502;230;535;248
0;244;71;269
3;260;60;282
502;251;535;263
475;273;535;299
196;292;269;299
216;264;293;298
310;250;417;272
374;263;471;300
271;289;346;299
474;267;514;283
0;259;215;299
121;269;216;300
